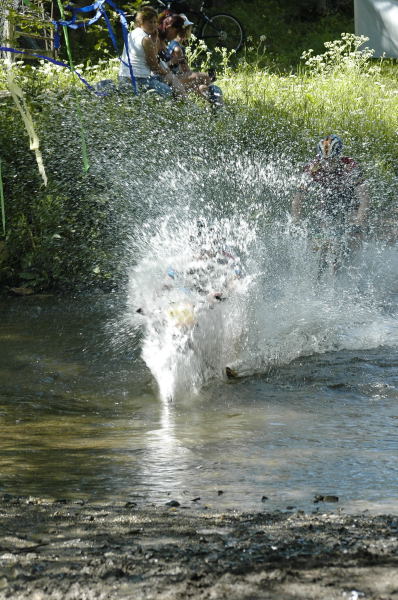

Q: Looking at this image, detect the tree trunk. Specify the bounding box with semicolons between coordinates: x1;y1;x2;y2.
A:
1;1;18;63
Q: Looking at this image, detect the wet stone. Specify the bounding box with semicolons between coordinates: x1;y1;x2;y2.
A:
314;495;339;503
0;578;8;590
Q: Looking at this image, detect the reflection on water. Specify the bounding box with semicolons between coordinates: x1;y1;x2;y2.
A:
1;295;398;514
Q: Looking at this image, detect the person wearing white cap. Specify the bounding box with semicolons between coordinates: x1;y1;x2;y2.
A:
165;13;223;106
180;13;194;28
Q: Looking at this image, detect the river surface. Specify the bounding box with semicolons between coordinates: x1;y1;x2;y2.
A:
1;294;398;515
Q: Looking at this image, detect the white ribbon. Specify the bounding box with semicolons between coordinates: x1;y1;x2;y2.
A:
6;68;48;186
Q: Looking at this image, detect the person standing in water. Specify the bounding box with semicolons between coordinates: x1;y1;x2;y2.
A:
118;7;186;99
292;134;369;227
291;134;370;272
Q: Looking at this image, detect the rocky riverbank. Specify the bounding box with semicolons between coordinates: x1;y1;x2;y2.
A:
1;495;398;599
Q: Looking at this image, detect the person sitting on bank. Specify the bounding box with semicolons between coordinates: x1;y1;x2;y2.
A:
118;7;186;99
166;14;223;107
157;12;185;58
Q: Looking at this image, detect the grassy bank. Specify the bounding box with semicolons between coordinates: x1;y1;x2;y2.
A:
0;33;397;292
222;35;398;172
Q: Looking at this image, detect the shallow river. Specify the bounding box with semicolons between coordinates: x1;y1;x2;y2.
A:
1;294;398;515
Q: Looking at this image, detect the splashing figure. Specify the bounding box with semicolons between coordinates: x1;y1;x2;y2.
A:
128;218;249;401
291;134;370;276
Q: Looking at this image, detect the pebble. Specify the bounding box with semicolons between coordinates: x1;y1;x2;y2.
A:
165;500;180;507
314;495;339;503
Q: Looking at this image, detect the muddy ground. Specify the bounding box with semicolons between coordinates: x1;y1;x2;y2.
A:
0;495;398;600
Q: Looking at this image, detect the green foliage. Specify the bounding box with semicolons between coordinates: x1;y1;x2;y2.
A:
0;60;119;291
219;33;398;221
185;34;236;73
225;0;355;69
0;25;397;293
220;33;398;171
54;0;143;64
301;33;376;75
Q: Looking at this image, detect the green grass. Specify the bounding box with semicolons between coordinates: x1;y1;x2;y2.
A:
226;34;397;166
221;56;398;172
221;0;355;69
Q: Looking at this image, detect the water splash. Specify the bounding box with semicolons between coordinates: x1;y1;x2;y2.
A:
125;193;397;399
126;217;254;400
78;106;396;398
231;224;398;378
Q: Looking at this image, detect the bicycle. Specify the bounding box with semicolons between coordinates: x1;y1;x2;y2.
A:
154;0;245;53
311;224;364;278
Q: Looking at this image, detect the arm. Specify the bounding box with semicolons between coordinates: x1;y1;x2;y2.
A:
171;45;191;74
142;35;168;76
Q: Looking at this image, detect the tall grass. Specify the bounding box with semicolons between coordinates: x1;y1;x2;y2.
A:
2;35;397;171
220;34;398;173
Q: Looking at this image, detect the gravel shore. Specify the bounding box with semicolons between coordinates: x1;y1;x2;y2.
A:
1;495;398;599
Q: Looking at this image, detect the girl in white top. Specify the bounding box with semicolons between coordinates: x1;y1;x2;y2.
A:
118;7;186;99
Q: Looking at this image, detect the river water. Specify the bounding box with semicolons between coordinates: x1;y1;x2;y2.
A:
1;283;397;514
2;101;398;514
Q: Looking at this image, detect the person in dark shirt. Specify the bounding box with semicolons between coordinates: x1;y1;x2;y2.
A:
291;134;370;273
292;134;369;229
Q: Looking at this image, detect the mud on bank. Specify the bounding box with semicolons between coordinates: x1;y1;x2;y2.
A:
0;496;398;600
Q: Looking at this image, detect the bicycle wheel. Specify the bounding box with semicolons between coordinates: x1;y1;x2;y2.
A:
199;13;245;53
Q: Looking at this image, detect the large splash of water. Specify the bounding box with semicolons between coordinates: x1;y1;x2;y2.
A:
121;149;397;400
49;98;395;399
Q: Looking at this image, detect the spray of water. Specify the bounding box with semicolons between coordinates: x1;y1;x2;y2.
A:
122;150;397;400
53;100;395;399
125;217;253;400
